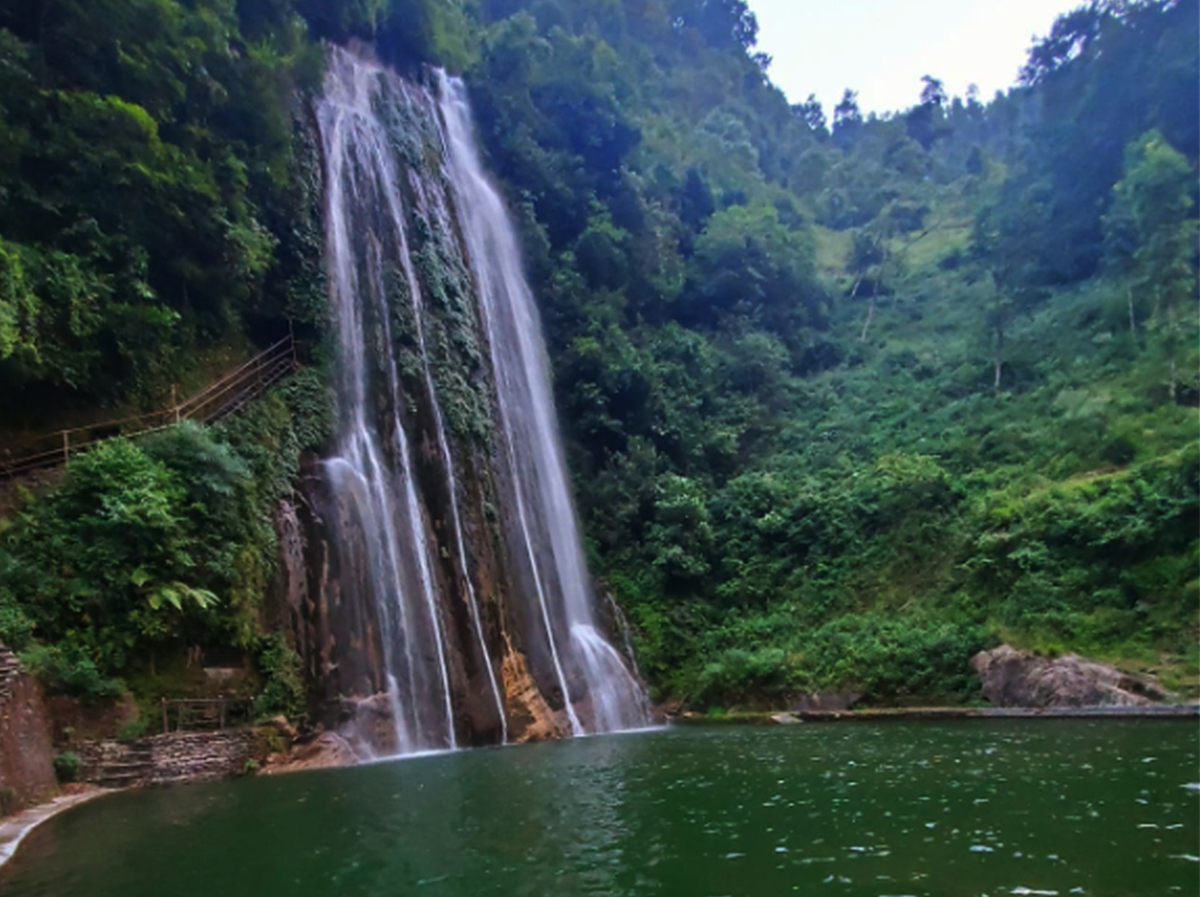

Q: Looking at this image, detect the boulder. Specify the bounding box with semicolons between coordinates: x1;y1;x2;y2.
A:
972;645;1174;708
263;731;358;774
790;690;861;712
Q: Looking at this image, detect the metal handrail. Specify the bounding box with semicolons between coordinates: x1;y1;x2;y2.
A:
0;334;300;480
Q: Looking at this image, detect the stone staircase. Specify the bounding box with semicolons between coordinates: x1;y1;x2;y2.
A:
87;743;156;789
0;644;257;789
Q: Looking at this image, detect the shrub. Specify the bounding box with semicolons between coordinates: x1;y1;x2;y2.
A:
253;634;307;722
116;716;148;743
19;645;124;703
803;614;991;704
53;752;81;784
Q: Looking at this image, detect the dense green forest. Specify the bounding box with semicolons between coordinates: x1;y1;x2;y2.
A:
0;0;1195;715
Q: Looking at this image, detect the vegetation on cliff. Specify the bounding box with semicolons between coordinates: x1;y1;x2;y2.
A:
451;0;1198;706
0;0;1195;713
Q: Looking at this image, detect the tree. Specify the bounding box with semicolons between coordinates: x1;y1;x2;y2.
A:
906;74;947;150
680;167;717;235
669;0;759;50
1019;3;1105;86
793;94;827;137
848;229;886;341
919;74;947;108
832;89;862;146
1105;130;1198;399
686;203;822;332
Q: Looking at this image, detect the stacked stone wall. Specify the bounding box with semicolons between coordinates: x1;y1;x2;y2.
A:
75;730;256;788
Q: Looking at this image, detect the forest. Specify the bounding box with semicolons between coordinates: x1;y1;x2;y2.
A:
0;0;1195;717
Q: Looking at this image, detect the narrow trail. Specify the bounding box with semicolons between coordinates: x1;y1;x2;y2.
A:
1;335;300;481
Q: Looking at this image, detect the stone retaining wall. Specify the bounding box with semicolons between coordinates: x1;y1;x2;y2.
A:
0;662;58;813
75;730;257;788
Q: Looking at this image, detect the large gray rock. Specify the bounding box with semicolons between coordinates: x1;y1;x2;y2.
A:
972;645;1174;708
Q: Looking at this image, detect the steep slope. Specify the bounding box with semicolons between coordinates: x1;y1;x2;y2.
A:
0;0;1194;724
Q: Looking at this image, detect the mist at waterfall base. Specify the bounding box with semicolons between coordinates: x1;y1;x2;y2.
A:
314;47;649;755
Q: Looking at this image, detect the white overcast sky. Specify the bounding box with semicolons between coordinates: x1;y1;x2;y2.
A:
749;1;1083;115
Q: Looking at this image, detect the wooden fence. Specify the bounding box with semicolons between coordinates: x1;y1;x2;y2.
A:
160;696;254;734
1;334;299;480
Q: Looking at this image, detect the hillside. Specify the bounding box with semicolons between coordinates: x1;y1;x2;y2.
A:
0;0;1195;720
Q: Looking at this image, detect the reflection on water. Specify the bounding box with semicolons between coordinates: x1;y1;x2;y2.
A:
1;720;1196;897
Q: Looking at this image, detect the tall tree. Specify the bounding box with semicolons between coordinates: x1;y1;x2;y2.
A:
1106;131;1198;399
832;89;862;147
793;94;827;137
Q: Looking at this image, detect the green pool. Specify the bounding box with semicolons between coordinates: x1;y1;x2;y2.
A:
2;719;1196;896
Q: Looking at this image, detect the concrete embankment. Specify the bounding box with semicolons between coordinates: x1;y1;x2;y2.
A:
673;703;1200;726
0;787;110;869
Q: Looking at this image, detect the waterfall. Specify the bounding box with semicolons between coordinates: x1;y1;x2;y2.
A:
436;73;651;735
313;46;648;756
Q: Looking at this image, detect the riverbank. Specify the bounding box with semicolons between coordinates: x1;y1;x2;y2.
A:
672;703;1200;726
0;786;110;869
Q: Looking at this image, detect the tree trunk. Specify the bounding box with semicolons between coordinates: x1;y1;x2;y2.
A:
1167;302;1178;404
993;325;1004;394
860;295;876;342
1127;286;1137;343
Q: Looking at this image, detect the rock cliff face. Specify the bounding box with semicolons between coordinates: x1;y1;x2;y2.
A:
270;451;555;751
262;48;648;756
971;645;1174;707
0;649;57;813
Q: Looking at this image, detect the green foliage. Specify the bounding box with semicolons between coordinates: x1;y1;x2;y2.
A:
452;0;1198;707
116;716;149;743
52;751;81;784
692;613;990;707
0;0;1195;714
19;645;125;703
967;445;1200;651
1;375;329;703
0;0;324;419
253;633;307;722
977;0;1197;286
3;439;211;676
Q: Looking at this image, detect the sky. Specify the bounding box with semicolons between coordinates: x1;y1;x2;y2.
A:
749;0;1082;116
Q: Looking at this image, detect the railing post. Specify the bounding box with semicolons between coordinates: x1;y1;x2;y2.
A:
162;697;168;735
62;431;69;468
171;384;180;425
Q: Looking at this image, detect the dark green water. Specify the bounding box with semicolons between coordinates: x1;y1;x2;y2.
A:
2;720;1197;897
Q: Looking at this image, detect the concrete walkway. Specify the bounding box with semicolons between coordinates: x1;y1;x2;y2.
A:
0;788;111;869
675;703;1200;725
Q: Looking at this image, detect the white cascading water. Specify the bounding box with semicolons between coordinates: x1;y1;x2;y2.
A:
319;48;500;753
436;72;651;734
316;45;648;753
